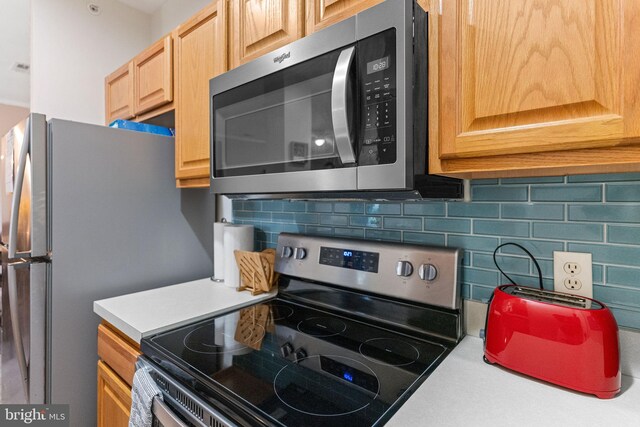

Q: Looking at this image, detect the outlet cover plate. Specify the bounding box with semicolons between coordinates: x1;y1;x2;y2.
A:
553;251;593;298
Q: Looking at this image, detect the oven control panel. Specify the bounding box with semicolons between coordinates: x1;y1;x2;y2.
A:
319;247;379;273
275;233;462;309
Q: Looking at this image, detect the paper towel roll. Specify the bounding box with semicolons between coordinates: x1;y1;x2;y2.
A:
223;224;254;288
213;221;229;281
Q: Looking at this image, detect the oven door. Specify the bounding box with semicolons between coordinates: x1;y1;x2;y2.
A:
211;23;359;194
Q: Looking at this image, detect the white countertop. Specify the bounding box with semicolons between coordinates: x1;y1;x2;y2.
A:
93;278;276;343
388;336;640;427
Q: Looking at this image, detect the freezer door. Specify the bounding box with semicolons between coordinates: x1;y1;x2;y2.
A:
0;248;46;404
0;113;48;258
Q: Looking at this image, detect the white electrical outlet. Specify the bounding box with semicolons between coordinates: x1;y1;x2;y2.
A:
553;251;593;298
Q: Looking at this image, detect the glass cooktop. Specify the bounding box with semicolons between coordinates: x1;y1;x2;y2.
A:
142;298;449;427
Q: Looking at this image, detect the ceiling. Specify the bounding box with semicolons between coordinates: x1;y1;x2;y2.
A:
0;0;30;107
115;0;168;14
0;0;168;109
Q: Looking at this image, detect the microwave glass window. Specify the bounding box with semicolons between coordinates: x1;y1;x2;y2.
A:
222;73;335;168
213;47;355;178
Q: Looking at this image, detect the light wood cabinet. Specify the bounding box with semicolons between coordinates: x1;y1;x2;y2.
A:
230;0;304;68
429;0;640;178
305;0;383;34
97;361;131;427
174;1;228;188
105;62;135;124
134;35;173;115
105;35;173;124
97;322;141;427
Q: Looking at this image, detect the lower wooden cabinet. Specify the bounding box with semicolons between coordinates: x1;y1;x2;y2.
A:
96;322;141;427
97;361;132;427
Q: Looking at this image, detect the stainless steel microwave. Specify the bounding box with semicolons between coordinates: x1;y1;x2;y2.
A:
210;0;462;199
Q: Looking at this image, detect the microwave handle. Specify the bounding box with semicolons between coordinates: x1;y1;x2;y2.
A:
331;46;357;165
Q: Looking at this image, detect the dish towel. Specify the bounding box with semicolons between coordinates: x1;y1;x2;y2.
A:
129;366;163;427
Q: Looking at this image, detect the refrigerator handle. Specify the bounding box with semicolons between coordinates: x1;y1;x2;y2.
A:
9;116;30;259
8;263;30;402
7;116;31;402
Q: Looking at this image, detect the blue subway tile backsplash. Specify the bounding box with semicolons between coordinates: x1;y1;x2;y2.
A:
607;225;640;245
532;222;604;242
472;185;528;201
501;203;565;220
530;185;603;202
383;216;423;230
606;184;640;202
231;174;640;329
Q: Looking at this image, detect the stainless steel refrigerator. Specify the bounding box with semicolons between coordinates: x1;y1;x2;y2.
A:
0;113;214;424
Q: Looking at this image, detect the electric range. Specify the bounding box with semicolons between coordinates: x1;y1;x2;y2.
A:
140;233;463;427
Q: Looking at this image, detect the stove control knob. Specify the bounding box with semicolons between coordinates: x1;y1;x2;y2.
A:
396;261;414;277
294;348;307;363
294;247;307;260
419;263;438;282
281;246;294;258
280;342;294;358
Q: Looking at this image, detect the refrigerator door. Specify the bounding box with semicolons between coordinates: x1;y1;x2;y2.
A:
0;248;46;404
47;119;214;426
0;113;48;259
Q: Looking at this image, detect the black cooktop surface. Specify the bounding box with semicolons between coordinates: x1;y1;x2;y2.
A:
143;298;449;427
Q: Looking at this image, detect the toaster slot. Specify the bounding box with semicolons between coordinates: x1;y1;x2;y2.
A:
507;286;601;309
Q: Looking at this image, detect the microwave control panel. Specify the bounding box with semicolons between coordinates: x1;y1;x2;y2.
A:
358;29;396;166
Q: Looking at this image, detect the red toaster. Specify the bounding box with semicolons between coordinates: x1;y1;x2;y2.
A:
483;285;621;398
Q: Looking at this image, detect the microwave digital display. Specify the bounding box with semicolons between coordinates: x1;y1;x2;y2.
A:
366;56;390;74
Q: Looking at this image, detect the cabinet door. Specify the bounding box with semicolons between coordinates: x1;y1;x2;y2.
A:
134;35;173;115
97;323;141;387
305;0;383;34
97;361;131;427
230;0;303;68
431;0;640;177
175;1;227;187
105;62;135;125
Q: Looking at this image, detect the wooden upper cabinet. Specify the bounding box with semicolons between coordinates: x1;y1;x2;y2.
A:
431;0;640;177
134;35;173;115
175;1;227;187
105;62;135;124
305;0;383;34
230;0;304;68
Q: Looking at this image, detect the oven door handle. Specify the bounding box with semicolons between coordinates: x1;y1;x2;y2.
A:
331;46;357;165
153;397;188;427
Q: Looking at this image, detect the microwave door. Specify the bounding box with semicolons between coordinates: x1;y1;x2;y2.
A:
211;44;358;194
